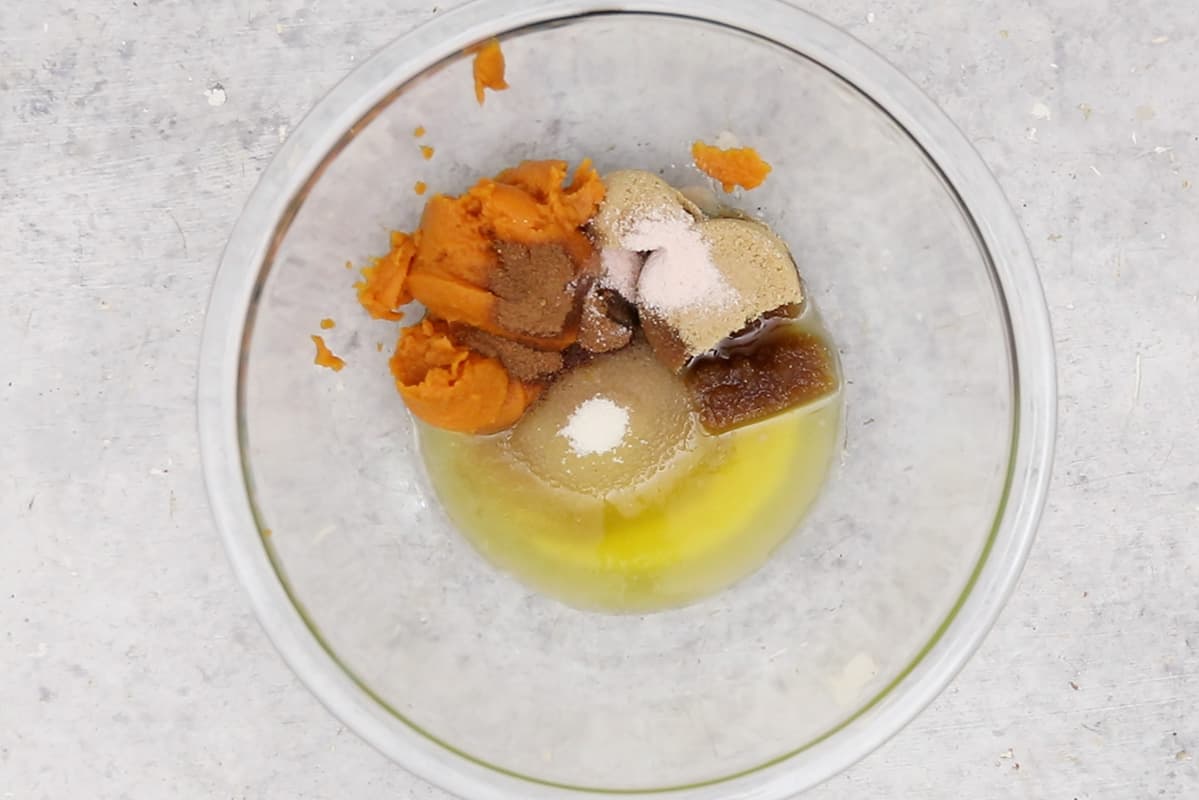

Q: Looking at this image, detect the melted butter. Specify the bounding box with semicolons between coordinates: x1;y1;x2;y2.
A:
417;396;841;613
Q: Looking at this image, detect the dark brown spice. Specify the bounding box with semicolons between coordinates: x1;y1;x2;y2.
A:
490;241;577;337
454;325;564;382
578;287;636;353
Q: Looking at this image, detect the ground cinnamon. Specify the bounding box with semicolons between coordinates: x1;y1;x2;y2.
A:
491;242;577;338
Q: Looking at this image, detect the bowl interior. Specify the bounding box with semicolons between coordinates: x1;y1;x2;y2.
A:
238;11;1013;792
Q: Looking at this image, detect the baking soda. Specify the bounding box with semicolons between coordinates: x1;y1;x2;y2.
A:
558;396;630;456
598;247;643;299
622;211;733;313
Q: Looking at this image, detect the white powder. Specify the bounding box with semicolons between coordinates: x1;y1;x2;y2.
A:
598;247;643;300
558;397;629;456
622;211;733;313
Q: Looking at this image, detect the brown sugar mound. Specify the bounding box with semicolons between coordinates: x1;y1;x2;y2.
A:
691;141;772;192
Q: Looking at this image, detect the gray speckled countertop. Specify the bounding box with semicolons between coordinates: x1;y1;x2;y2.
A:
3;0;1197;797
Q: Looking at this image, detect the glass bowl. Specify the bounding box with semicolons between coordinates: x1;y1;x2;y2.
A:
198;0;1056;797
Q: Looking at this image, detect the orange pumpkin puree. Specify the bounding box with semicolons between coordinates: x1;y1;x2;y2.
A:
389;319;541;434
357;159;605;432
356;230;416;321
311;335;345;371
470;39;509;105
691;141;772;192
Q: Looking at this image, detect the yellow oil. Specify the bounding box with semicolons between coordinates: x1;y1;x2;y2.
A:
418;397;841;612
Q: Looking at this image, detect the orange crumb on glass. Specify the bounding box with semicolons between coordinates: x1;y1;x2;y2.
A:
343;260;353;270
414;180;428;195
469;38;508;105
319;318;335;329
691;140;773;192
311;335;346;371
413;125;426;138
376;341;384;352
420;144;435;160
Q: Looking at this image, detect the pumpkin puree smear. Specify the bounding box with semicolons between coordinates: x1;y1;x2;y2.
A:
329;32;848;614
355;159;605;433
311;335;345;372
352;145;835;440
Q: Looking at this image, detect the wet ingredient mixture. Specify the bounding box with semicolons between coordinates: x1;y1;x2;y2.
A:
352;149;841;611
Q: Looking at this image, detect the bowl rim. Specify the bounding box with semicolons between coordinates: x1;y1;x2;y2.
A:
197;1;1057;797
